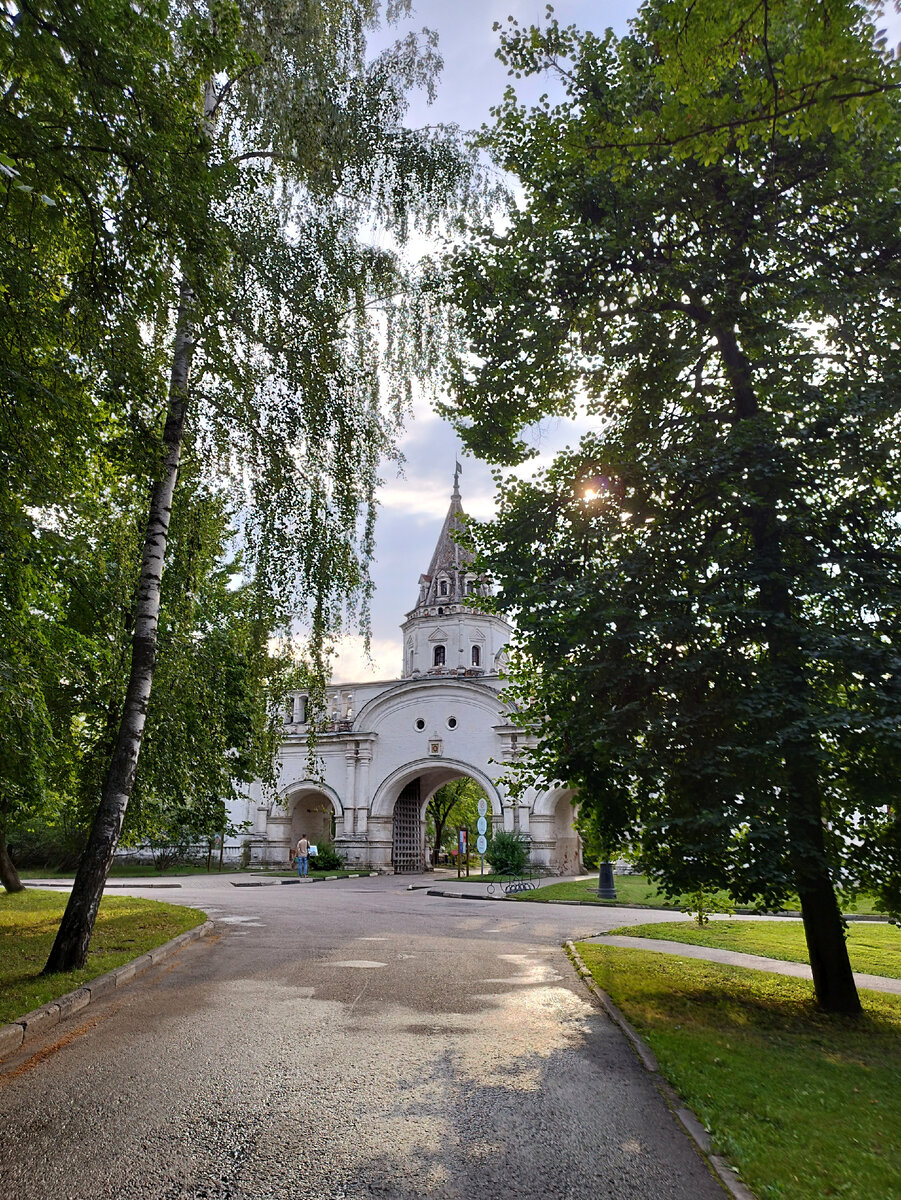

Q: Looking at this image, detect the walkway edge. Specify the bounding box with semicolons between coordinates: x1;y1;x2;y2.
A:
0;919;215;1064
563;939;757;1200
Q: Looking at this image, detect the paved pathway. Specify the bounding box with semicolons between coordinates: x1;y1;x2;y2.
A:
0;873;727;1200
585;934;901;995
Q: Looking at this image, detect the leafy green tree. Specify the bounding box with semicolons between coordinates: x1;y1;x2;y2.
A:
426;777;485;864
449;3;901;1013
498;0;901;163
3;0;479;969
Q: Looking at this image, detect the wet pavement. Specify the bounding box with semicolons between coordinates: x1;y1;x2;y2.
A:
0;873;727;1200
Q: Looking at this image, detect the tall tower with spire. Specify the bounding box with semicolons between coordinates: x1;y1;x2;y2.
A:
400;466;512;679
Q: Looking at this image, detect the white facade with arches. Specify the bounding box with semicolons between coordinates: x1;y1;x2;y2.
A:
238;472;582;873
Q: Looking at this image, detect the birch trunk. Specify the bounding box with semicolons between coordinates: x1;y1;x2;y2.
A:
0;806;25;893
42;278;195;973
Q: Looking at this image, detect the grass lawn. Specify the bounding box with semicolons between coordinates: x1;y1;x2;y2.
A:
527;875;671;906
0;888;206;1026
526;875;888;915
19;864;233;879
19;865;369;881
576;942;901;1200
611;920;901;980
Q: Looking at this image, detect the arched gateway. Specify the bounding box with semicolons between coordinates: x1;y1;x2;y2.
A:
240;470;582;873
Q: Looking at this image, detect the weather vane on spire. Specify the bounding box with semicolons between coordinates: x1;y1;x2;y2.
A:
453;460;462;497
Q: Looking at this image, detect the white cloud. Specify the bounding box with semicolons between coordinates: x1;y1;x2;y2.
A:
328;634;402;683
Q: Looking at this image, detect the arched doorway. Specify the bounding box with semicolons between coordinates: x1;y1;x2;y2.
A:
373;759;504;875
289;788;337;851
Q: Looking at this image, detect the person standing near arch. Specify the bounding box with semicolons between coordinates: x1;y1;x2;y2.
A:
295;833;310;880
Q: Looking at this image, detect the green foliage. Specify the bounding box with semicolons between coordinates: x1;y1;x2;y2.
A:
448;0;901;1009
484;829;530;876
1;0;485;904
426;777;487;861
680;888;736;925
310;840;344;871
491;1;901;166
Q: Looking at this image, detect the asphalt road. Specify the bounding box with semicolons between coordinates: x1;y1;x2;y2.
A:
0;875;726;1200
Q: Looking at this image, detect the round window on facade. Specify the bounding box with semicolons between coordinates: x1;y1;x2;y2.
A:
415;717;426;731
447;716;457;730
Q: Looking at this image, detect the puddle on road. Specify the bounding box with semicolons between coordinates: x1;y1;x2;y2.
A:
480;953;563;986
329;960;387;968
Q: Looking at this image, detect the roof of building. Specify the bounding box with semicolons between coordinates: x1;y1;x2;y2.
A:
410;466;489;613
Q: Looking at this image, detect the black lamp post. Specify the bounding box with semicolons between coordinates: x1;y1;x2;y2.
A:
597;859;617;900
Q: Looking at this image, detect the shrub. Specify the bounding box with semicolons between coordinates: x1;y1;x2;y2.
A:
310;840;343;871
7;816;87;871
485;830;529;876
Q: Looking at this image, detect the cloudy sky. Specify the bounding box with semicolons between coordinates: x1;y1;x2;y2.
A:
330;0;900;682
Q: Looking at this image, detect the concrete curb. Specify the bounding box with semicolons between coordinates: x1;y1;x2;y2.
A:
563;939;757;1200
0;919;215;1065
233;872;380;888
426;888;498;900
27;881;185;889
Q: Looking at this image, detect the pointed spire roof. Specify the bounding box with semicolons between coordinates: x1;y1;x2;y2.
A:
409;466;488;614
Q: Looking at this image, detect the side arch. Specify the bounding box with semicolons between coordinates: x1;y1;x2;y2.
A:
274;780;344;819
531;784;575;818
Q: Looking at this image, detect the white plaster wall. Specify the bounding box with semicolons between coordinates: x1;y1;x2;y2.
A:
400;611;512;677
245;677;582;874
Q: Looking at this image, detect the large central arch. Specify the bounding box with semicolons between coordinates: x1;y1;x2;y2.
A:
366;757;505;874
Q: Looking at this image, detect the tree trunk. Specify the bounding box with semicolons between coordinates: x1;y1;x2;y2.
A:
713;320;861;1014
787;778;862;1014
0;824;25;893
42;278;195;974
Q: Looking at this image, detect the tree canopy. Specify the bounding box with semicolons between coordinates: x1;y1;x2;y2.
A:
449;0;901;1013
2;0;480;966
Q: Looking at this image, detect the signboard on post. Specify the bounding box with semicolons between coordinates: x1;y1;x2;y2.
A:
477;797;488;817
457;827;469;878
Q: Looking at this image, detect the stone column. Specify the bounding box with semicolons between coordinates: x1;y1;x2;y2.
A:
344;747;357;835
356;748;371;838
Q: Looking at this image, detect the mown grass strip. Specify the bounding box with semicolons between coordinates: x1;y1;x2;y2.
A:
610;919;901;980
576;942;901;1200
0;888;206;1026
527;875;887;915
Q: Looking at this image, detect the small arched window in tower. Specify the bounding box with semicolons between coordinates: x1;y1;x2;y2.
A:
433;644;446;667
471;645;481;667
439;580;448;596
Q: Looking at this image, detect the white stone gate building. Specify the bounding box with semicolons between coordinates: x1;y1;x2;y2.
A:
239;471;582;873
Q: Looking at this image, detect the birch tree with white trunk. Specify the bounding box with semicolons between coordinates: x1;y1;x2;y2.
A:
25;0;479;971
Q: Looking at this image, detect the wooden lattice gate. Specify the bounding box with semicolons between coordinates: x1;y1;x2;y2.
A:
392;778;422;873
